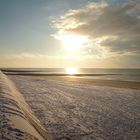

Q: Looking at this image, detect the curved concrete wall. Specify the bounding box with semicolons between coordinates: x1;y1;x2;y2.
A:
0;71;52;140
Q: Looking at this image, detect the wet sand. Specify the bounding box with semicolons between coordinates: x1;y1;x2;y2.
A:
9;75;140;140
4;70;140;89
32;75;140;90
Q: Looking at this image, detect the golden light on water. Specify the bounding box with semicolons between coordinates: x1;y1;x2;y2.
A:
65;67;78;75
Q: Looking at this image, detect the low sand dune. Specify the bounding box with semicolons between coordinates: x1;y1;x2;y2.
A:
0;71;52;140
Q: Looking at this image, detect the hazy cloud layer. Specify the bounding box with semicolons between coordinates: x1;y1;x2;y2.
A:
53;0;140;55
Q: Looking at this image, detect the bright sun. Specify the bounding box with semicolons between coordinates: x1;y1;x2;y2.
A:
65;67;78;75
60;34;87;50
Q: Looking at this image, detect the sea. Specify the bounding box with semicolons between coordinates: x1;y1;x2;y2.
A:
1;68;140;82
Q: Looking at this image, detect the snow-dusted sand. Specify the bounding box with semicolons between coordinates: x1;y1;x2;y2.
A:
9;75;140;140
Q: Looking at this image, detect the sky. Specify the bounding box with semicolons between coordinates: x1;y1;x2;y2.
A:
0;0;140;68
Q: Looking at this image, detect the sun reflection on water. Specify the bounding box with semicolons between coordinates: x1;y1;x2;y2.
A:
65;67;78;75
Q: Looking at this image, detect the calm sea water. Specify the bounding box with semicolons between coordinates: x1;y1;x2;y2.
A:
1;68;140;82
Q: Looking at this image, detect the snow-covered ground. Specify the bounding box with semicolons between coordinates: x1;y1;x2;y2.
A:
9;75;140;140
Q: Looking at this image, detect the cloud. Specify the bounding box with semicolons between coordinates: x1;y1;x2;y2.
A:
53;0;140;56
101;35;140;54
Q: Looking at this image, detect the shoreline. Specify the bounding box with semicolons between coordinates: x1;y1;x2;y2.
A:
6;73;140;90
33;75;140;90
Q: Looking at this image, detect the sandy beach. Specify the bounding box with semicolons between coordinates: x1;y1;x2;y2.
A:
8;75;140;140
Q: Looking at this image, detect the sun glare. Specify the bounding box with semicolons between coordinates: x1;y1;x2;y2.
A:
60;34;87;50
65;67;78;75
